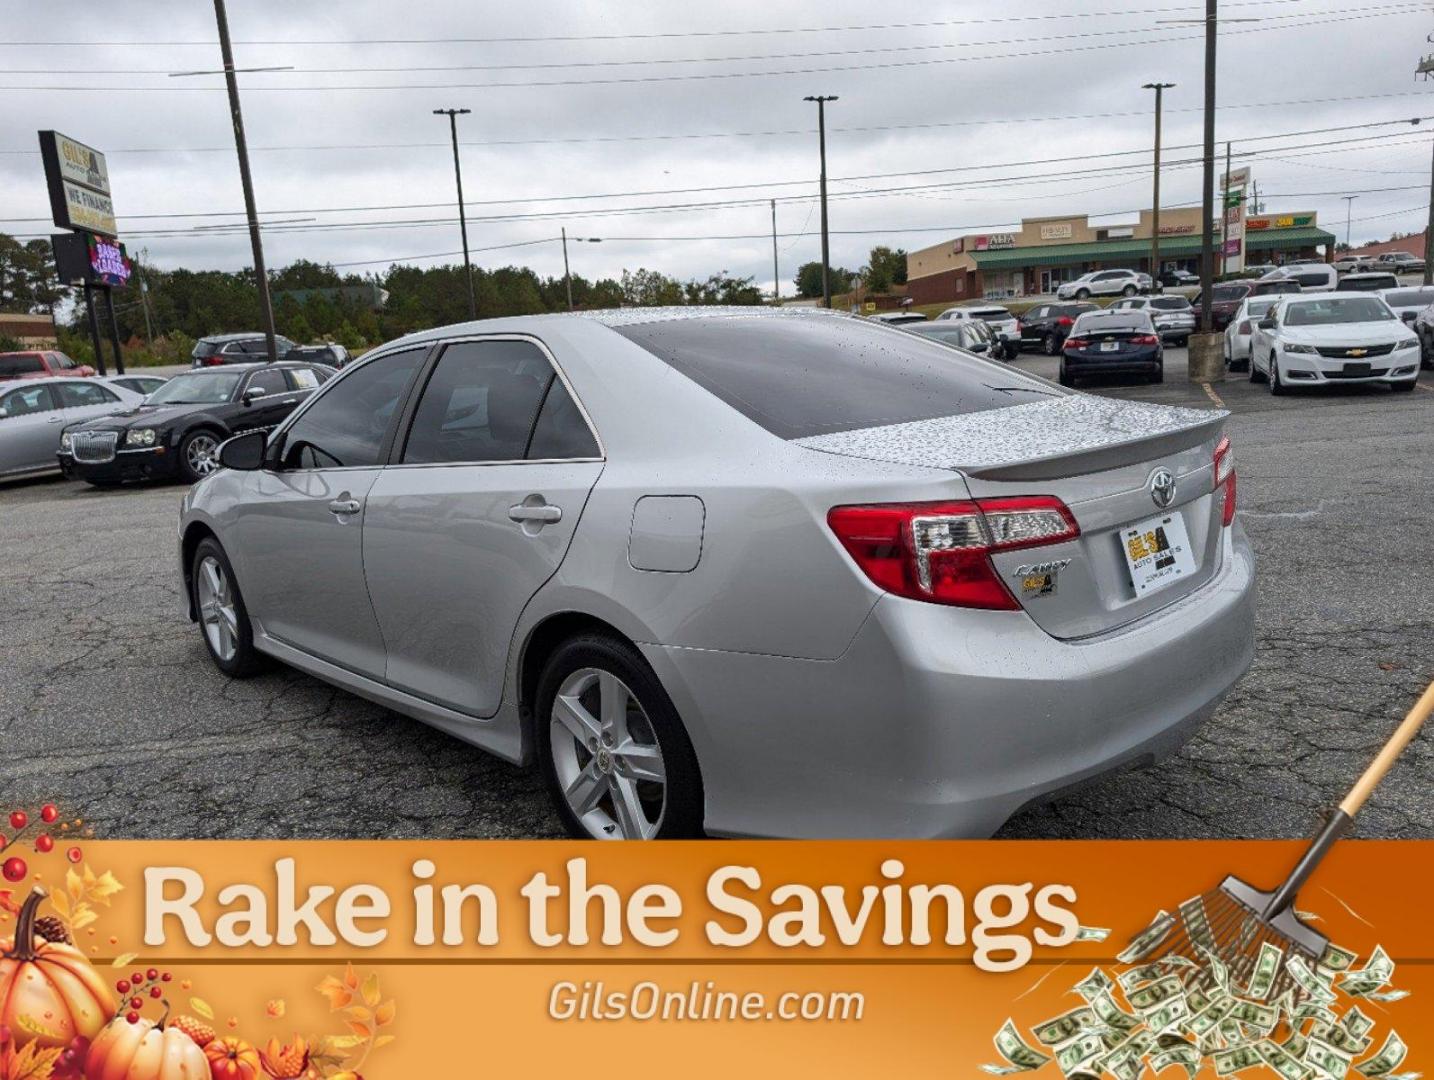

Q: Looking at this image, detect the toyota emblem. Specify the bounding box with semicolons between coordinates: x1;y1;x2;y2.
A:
1148;467;1176;509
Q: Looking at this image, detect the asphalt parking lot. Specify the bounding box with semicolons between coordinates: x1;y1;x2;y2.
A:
2;349;1431;840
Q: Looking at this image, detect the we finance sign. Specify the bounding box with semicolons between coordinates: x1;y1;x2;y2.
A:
38;130;117;236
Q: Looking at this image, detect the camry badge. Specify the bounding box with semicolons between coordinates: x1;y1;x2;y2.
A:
1149;467;1177;509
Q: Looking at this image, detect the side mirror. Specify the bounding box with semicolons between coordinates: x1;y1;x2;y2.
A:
242;386;266;406
1402;311;1417;323
218;429;266;471
1257;318;1277;330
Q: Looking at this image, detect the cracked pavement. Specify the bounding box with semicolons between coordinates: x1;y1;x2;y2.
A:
1;351;1430;839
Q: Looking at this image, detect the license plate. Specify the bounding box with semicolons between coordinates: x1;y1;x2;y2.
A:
1100;341;1120;352
1121;512;1196;597
1343;361;1371;376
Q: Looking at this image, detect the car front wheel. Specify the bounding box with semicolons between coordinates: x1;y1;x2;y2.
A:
536;634;704;840
179;429;223;483
191;538;264;677
1269;354;1288;396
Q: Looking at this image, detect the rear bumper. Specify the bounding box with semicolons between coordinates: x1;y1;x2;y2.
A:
57;447;181;483
1064;350;1162;374
646;528;1255;839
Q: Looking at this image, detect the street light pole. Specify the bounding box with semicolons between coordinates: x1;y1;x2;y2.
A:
1143;82;1175;289
1425;138;1434;286
771;198;780;304
1198;0;1217;335
562;227;573;311
213;0;277;362
1343;195;1358;250
804;95;838;309
434;107;476;320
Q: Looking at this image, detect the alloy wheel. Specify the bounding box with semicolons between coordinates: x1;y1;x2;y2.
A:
549;667;667;840
186;433;220;477
196;555;239;663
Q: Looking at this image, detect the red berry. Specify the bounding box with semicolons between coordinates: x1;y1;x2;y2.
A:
125;1012;139;1025
146;968;159;981
129;997;143;1010
1;857;26;883
161;972;172;982
35;834;54;853
8;811;26;831
131;971;142;984
66;846;82;864
150;987;162;999
40;805;58;824
116;980;130;994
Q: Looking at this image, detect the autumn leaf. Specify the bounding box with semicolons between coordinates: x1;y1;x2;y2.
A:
71;908;98;931
190;997;215;1021
86;869;124;905
45;891;69;920
13;1014;63;1041
373;1034;396;1049
373;1000;395;1027
344;1020;372;1040
111;952;138;968
265;999;285;1019
320;1035;365;1053
360;972;381;1008
65;869;84;905
342;1006;371;1025
3;1041;65;1080
342;963;359;990
316;976;353;1011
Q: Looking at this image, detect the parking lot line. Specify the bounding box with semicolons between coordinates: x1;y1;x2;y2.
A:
1201;382;1226;408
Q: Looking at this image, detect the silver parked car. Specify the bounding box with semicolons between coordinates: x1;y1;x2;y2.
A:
178;309;1254;839
0;376;142;481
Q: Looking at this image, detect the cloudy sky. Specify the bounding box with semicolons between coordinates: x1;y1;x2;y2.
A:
2;0;1432;294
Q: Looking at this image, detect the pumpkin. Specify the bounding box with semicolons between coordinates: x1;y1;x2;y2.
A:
85;1015;209;1080
0;887;114;1050
204;1036;262;1080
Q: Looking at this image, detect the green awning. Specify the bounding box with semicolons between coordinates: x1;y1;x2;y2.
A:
969;226;1334;269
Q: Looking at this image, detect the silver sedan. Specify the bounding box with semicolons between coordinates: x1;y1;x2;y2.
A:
177;309;1255;839
0;376;142;481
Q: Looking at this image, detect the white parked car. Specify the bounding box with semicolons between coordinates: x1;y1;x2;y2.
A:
1221;295;1283;372
1332;254;1376;274
1378;285;1434;328
1248;294;1420;395
934;304;1020;356
1261;263;1339;292
1056;269;1148;300
868;311;927;325
1108;295;1197;345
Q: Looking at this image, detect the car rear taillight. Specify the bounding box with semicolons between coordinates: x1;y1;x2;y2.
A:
202;356;224;366
1132;334;1160;345
1237;320;1251;335
1063;337;1089;350
1213;436;1236;527
827;496;1080;610
1057;316;1074;327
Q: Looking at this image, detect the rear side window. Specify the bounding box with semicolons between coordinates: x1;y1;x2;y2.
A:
614;315;1051;440
279;348;426;469
0;355;45;377
48;352;78;370
55;382;118;407
527;378;600;460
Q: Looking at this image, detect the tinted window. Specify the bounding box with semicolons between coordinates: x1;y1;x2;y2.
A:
1074;313;1151;332
401;340;556;464
1339;276;1398;292
1284;298;1395;326
1384;289;1434;307
1149;297;1191;310
615;315;1054;440
280;348;426;469
969;308;1012;321
0;384;56;416
0;354;45;377
1058;304;1099;317
55;382;118;407
48;352;77;370
527;378;600;460
1212;285;1249;301
192;340;221;358
149;371;242;405
244;368;288;397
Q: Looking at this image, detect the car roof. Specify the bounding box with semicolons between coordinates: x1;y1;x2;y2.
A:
1341;271;1398;279
173;360;308;372
0;375;105;391
197;332;277;343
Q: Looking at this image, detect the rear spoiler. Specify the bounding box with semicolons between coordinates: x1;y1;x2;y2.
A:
960;412;1225;482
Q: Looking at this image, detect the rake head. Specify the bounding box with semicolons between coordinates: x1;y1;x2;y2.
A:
1147;876;1329;1004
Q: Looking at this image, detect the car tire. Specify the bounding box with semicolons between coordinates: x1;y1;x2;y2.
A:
1149;365;1164;384
1058;360;1074;387
536;634;704;841
191;537;265;678
1043;333;1060;356
1250;354;1267;383
178;429;224;483
1122;285;1137;297
1391;379;1416;393
1075;288;1091;300
1269;354;1288;396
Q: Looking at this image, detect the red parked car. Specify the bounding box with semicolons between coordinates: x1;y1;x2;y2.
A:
0;351;96;380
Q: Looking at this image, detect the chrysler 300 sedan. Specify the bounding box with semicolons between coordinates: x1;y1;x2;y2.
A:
178;308;1254;839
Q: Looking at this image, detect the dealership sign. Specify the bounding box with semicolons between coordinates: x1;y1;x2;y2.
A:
88;234;132;287
38;130;117;237
1039;222;1074;241
973;233;1016;251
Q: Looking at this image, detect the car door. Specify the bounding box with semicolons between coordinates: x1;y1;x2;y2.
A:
233;366;293;435
229;346;429;676
1024;306;1049;340
0;383;61;475
362;337;604;717
52;379;125;428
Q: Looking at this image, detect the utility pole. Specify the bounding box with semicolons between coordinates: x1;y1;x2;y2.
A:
1198;0;1217;335
1220;140;1232;278
770;199;780;304
434;107;476;319
562;227;573;311
1343;195;1358;250
804;95;838;308
1143;82;1175;289
1425;138;1434;285
213;0;278;362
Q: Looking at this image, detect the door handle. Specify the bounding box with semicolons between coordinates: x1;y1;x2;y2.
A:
508;502;561;524
46;416;63;424
328;498;362;516
282;399;298;405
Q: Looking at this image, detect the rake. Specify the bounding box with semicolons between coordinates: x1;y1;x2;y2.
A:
1137;680;1434;1003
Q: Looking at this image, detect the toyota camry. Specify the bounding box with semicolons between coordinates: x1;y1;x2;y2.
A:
178;308;1254;840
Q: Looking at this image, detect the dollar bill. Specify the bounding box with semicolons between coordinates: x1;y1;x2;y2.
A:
1073;967;1115;1002
1179;895;1217;952
1151;1044;1201;1078
1228;999;1279;1033
1128;975;1185;1014
1288;955;1339;1005
1214;1044;1264;1076
1199;945;1232;994
1343;1007;1375;1040
1314;1020;1373;1056
1146;996;1191;1034
1187;997;1236;1039
1283;1032;1310;1059
1033;1007;1099;1047
1090;990;1141;1034
1246;941;1284;1001
1056;1033;1107;1076
1260;1039;1313;1080
1319;943;1358;973
1118;911;1176;965
1295;1001;1339;1028
1341;947;1394;997
1308;1037;1354;1080
1119;963;1170;992
1355;1032;1407;1078
1362;989;1409;1004
984;1019;1053;1074
1076;925;1112;942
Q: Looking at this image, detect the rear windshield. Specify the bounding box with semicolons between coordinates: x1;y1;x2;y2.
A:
1246;296;1280;317
1338;276;1398;292
1055;303;1099;316
1384;289;1434;307
968;308;1012;321
1212;285;1249;301
0;354;45;376
1284;297;1395;326
1074;313;1151;332
613;315;1056;440
1149;297;1191;310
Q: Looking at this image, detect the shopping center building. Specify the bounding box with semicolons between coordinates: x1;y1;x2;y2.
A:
904;206;1334;304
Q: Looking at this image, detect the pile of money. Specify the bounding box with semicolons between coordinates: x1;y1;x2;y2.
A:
982;904;1415;1080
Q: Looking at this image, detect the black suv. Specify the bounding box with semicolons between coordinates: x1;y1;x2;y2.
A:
1018;302;1099;355
191;333;297;367
59;361;333;485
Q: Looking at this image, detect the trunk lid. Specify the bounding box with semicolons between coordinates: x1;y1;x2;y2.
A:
796;395;1228;638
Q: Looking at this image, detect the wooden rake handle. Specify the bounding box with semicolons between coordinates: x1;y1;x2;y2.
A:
1339;680;1434;817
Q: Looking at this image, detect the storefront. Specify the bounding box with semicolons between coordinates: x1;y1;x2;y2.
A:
905;208;1333;305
